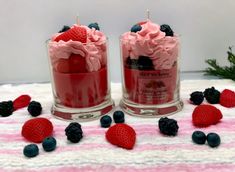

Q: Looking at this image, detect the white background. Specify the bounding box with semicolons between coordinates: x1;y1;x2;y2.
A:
0;0;235;83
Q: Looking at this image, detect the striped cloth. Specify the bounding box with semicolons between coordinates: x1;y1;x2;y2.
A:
0;80;235;172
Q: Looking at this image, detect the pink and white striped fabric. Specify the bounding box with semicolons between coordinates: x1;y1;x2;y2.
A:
0;80;235;172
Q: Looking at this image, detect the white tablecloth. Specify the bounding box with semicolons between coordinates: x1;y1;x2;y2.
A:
0;80;235;172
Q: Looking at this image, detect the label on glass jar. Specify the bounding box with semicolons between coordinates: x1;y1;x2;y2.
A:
136;67;177;104
124;64;177;105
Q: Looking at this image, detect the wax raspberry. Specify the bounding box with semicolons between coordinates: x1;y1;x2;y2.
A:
192;105;223;127
22;118;53;143
106;124;136;150
219;89;235;108
13;95;31;110
54;26;87;43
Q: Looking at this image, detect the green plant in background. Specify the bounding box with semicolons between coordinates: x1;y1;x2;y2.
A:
205;47;235;81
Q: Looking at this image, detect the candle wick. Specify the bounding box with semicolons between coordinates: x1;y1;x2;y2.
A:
147;9;150;20
76;15;80;25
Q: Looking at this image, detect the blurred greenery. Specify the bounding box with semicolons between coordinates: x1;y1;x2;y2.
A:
205;47;235;81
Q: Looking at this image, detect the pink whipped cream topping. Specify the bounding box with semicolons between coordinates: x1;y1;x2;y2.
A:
48;25;107;72
121;20;179;70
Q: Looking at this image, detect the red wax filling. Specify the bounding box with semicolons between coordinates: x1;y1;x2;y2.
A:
124;65;177;105
53;67;108;108
55;54;87;73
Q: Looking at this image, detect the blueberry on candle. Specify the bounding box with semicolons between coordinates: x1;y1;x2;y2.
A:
88;23;100;30
131;24;142;33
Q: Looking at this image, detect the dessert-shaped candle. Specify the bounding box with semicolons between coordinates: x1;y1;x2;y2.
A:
120;19;183;116
47;21;114;121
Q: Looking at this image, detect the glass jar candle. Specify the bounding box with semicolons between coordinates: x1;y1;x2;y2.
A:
47;25;114;121
120;20;183;117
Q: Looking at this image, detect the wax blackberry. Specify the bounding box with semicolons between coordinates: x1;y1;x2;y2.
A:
160;24;174;36
158;117;179;136
65;122;83;143
204;87;220;104
190;91;204;105
126;57;139;69
0;101;14;117
138;56;154;70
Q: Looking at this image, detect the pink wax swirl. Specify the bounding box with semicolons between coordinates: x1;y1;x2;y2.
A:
121;20;179;70
48;25;107;72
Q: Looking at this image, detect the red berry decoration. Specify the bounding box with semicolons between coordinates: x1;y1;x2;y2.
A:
56;54;87;73
22;118;53;143
192;105;223;127
219;89;235;108
106;124;136;150
13;95;31;110
54;26;87;43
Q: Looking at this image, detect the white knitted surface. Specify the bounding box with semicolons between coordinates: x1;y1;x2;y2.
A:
0;80;235;172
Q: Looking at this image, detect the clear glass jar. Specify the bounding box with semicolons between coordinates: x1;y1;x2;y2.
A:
120;36;183;117
47;39;114;121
